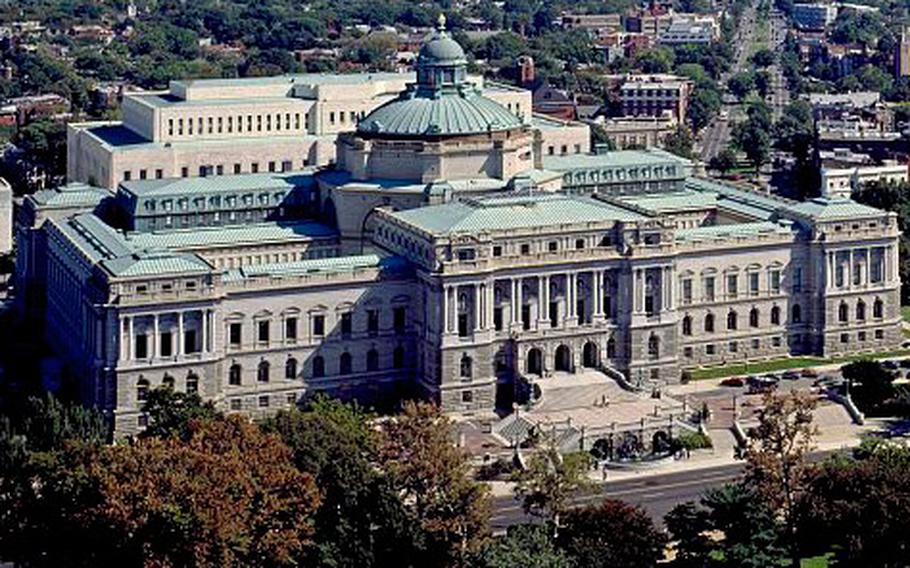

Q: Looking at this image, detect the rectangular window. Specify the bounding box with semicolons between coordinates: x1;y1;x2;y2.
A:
492;245;503;257
704;277;715;302
312;315;325;336
521;243;531;255
726;274;738;298
494;307;503;331
229;323;242;346
184;329;197;354
341;313;352;338
393;307;406;333
251;162;259;173
155;169;163;179
681;279;692;304
268;161;276;173
259;395;269;408
257;321;270;343
139;169;147;180
123;170;132;181
367;310;379;335
285;317;298;340
706;344;716;355
135;333;148;359
792;267;802;292
770;270;781;293
160;332;173;357
234;163;241;174
230;399;242;411
749;273;759;295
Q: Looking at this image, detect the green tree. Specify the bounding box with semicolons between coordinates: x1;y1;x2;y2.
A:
687;88;722;131
140;385;219;441
262;397;418;567
841;359;896;413
471;524;570;568
708;148;738;173
557;499;667;568
727;72;755;100
744;391;818;567
665;502;714;568
513;446;593;536
379;401;490;567
635;47;675;73
751;48;776;68
664;125;695;159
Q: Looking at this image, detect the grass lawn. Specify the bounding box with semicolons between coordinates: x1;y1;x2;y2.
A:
801;553;833;567
689;349;910;381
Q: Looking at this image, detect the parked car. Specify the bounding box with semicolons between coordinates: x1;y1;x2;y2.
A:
883;360;900;370
747;375;779;394
782;370;801;381
898;359;910;369
721;376;746;387
800;368;819;378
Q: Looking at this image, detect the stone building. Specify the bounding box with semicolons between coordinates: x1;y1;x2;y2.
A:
16;22;903;436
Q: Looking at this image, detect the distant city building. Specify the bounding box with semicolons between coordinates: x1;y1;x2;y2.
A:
820;162;909;198
597;115;678;149
561;13;624;36
15;23;903;438
657;18;717;46
792;2;838;31
618;74;694;123
0;177;11;254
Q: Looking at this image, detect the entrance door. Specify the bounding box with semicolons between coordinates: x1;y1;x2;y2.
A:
582;342;598;368
555;345;571;372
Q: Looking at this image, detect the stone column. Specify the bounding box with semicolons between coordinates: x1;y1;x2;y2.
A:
124;316;132;360
594;271;604;317
485;280;495;330
890;244;899;282
443;285;452;333
177;312;184;356
474;284;482;332
153;314;159;358
848;249;854;289
201;310;208;353
666;266;674;309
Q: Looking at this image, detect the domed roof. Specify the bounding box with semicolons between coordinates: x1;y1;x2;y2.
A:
356;14;523;139
418;16;467;66
358;90;522;137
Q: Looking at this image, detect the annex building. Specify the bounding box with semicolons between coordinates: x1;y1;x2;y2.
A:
18;23;903;436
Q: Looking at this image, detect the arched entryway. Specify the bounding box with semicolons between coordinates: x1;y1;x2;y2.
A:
526;348;543;376
582;342;599;368
555;345;572;372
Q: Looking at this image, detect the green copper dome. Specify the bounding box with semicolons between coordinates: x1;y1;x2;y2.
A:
357;15;522;139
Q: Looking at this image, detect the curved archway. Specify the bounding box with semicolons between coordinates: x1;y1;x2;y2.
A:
526;348;543;376
555;345;572;372
582;342;599;368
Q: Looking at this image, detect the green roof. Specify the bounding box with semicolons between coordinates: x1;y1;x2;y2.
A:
357;87;522;138
101;251;211;277
120;170;315;199
30;182;111;209
125;221;337;250
783;197;885;220
542;149;692;172
391;194;646;235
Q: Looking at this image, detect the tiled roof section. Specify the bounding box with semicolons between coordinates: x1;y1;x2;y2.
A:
391;193;646;235
101;252;211;277
226;254;407;280
120;170;316;198
55;214;213;278
357;88;523;138
125;221;337;250
685;177;788;220
782;197;885;220
542;148;692;171
30;182;112;209
616;190;715;213
675;221;795;243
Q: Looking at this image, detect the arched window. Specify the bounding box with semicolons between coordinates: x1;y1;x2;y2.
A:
647;335;660;360
727;311;738;331
682;315;692;336
874;298;884;318
704;313;715;333
749;308;759;328
285;358;298;380
340;352;352;375
606;336;616;359
137;377;149;402
460;354;473;379
229;363;242;385
856;300;866;321
771;305;781;325
312;356;325;378
367;349;379;372
186;373;198;394
393;346;405;369
257;361;270;382
163;374;175;389
838;302;849;323
792;304;802;323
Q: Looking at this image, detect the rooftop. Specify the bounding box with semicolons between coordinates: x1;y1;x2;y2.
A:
125;221;337;250
615;190;715;214
783;197;886;220
223;253;407;281
119;170;316;199
390;193;646;236
29;182;112;210
675;221;794;243
541;148;692;172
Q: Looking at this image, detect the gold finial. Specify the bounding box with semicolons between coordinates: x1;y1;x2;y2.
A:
437;13;447;31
